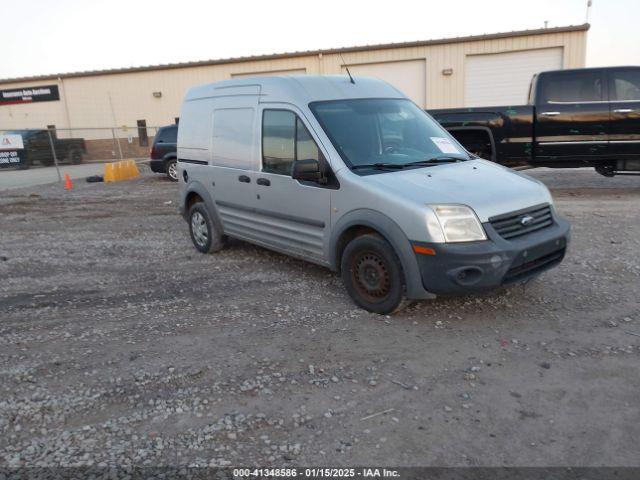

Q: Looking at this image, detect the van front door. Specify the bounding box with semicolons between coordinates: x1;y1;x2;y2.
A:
251;107;333;264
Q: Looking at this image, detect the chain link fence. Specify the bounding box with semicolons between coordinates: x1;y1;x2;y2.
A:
0;125;163;172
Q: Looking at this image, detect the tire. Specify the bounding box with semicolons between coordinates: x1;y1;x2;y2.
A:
68;149;83;164
340;233;406;314
166;159;178;182
188;203;226;253
595;164;615;177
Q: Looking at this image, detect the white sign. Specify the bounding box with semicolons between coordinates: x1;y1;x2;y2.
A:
0;150;22;165
430;137;460;155
0;134;24;150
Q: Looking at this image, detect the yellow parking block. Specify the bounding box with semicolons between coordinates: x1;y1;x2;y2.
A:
104;162;116;183
125;160;140;179
104;160;140;182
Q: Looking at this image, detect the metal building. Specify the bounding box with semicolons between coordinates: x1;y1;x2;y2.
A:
0;24;588;133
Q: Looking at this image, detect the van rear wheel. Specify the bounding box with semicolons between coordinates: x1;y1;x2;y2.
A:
188;203;226;253
341;234;406;315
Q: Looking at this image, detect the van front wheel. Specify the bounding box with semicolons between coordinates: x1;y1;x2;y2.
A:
188;203;226;253
341;234;406;315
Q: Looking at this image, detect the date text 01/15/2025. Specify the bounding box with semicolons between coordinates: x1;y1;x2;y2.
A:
233;467;400;478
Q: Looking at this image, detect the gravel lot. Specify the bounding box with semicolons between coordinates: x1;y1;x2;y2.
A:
0;168;639;468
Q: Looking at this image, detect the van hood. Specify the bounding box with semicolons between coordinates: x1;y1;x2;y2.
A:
360;159;552;222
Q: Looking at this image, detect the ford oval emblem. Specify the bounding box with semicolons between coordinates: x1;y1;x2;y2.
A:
520;214;535;226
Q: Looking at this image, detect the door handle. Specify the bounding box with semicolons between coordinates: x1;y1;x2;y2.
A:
540;111;560;116
613;108;633;113
238;175;251;183
256;178;270;186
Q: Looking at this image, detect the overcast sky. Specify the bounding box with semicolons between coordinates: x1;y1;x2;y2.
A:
2;0;639;80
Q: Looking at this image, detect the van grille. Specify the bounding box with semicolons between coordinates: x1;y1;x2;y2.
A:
490;204;553;240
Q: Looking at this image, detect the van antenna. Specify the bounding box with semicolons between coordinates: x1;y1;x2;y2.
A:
339;53;355;84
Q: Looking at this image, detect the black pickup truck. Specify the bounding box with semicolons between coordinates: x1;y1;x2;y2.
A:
1;129;86;170
429;66;640;177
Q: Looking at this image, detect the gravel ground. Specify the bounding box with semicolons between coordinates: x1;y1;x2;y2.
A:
0;167;639;468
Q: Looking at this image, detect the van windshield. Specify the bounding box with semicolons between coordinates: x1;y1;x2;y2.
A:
310;98;469;171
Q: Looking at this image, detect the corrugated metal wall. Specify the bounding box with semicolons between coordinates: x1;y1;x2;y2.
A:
0;29;587;132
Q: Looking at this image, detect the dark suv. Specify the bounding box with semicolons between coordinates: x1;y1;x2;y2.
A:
150;124;178;181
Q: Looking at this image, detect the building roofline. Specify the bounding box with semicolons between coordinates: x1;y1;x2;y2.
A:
0;23;590;85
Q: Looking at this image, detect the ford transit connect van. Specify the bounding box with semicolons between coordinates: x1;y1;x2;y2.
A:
177;76;570;314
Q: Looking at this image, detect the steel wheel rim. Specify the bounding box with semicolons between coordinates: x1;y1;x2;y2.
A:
168;162;178;180
191;211;208;247
350;250;391;302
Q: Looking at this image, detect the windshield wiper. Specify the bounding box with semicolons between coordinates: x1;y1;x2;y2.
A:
351;162;407;170
404;156;466;166
352;156;469;171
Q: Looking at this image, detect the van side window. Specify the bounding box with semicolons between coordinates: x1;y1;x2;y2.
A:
540;71;603;103
296;117;323;162
262;110;295;175
212;108;256;169
262;110;325;175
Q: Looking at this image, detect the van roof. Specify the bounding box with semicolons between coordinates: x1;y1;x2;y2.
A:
184;75;406;104
537;65;640;76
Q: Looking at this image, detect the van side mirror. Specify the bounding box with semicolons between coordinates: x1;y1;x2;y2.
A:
292;158;321;181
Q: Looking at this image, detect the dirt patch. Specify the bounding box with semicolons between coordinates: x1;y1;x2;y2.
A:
0;169;639;467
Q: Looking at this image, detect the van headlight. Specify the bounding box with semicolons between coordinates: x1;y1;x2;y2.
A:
430;205;487;242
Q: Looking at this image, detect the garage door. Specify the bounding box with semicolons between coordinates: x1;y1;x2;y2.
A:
342;59;426;107
465;48;563;107
231;68;306;78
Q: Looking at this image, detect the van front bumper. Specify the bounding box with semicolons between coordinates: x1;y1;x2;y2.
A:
413;217;570;295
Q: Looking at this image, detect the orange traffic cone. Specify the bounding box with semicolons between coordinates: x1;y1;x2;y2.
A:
64;173;73;190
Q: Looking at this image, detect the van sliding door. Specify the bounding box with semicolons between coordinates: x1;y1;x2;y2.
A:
207;98;260;239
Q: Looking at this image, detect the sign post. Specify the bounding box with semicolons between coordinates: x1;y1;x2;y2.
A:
46;129;62;182
111;128;123;160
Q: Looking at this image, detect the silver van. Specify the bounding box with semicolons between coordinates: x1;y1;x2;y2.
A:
177;76;570;314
